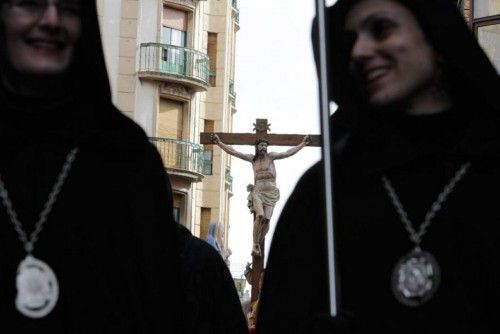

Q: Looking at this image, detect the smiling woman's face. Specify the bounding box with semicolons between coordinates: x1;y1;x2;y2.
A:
345;0;442;110
1;0;81;76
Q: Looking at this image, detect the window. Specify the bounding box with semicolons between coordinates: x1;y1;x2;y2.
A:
157;99;189;171
473;0;500;18
163;27;186;47
207;32;218;86
202;120;214;175
162;7;187;75
173;207;180;224
203;120;215;151
200;207;212;240
472;1;500;72
477;23;500;72
158;98;184;139
173;193;184;225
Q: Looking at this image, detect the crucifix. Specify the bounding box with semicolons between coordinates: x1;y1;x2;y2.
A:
200;119;320;303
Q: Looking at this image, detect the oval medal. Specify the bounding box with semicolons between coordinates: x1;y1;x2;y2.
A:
15;255;59;318
391;247;440;307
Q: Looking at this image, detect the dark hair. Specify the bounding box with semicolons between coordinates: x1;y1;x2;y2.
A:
255;139;270;146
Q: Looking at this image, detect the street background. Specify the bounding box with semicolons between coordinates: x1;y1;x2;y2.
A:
228;1;324;281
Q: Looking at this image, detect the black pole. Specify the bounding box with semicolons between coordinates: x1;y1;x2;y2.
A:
314;0;338;317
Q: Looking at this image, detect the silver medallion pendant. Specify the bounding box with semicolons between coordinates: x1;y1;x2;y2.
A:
391;247;440;307
15;255;59;318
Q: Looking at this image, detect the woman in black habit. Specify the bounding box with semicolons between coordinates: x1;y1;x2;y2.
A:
257;0;500;333
0;0;182;331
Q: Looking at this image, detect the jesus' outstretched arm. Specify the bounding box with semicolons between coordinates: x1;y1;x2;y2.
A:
210;133;254;162
269;135;311;160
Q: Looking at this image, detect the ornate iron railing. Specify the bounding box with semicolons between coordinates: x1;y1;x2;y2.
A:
139;43;210;86
229;80;236;107
149;137;213;176
225;167;233;192
232;0;240;24
229;80;236;97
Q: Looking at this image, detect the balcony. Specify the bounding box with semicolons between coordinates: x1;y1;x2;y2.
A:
225;167;233;193
139;43;210;91
232;0;240;27
229;80;236;108
150;137;213;182
164;0;206;11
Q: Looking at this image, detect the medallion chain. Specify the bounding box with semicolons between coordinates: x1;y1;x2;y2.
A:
0;147;79;253
382;162;471;245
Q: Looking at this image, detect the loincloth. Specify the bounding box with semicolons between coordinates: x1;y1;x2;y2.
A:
246;184;280;214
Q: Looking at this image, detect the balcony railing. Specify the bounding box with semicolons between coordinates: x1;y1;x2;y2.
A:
229;80;236;107
149;137;213;178
229;80;236;108
232;0;240;24
225;167;233;192
139;43;210;90
229;80;236;97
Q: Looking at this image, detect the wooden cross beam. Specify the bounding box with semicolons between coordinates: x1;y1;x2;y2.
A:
199;118;320;304
200;118;321;146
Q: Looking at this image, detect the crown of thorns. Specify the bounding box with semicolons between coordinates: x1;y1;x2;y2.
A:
255;139;269;146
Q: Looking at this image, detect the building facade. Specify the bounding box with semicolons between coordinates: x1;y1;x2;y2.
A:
462;0;500;72
97;0;240;246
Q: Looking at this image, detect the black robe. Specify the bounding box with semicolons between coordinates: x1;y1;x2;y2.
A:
177;224;248;334
258;110;500;333
257;0;500;333
0;2;182;332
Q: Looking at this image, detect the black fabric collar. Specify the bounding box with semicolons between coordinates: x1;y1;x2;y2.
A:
337;107;472;175
334;105;500;177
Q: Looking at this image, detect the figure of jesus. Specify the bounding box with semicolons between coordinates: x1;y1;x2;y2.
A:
211;134;311;256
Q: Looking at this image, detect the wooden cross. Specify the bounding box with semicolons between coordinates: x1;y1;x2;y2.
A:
200;118;320;303
201;118;321;147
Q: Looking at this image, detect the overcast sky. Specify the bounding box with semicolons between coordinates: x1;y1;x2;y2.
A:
228;0;323;276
